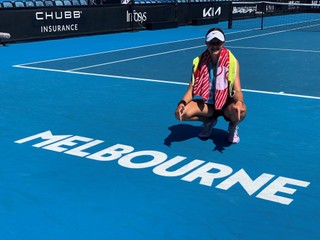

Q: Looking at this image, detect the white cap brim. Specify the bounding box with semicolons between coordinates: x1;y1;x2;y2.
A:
206;30;225;42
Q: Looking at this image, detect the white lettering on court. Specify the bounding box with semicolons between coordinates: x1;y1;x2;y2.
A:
14;131;311;205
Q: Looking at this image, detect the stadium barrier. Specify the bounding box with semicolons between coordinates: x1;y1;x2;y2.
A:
0;1;231;43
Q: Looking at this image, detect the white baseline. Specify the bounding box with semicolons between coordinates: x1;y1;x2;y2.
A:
13;28;320;100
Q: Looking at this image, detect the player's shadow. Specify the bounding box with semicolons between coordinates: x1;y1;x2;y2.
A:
164;124;231;152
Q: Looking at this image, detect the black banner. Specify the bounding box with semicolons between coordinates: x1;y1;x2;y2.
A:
0;3;231;43
130;3;177;29
0;6;131;42
231;2;259;20
176;2;230;25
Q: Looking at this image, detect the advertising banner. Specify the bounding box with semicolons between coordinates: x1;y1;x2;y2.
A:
186;2;229;21
0;6;131;42
131;3;177;29
0;2;231;43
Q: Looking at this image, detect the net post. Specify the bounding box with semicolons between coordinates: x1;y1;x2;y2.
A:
261;1;265;30
228;1;233;29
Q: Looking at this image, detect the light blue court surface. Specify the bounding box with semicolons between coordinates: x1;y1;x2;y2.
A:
1;20;320;240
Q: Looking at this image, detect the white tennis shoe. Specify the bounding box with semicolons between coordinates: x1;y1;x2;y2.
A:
228;123;240;144
198;118;217;138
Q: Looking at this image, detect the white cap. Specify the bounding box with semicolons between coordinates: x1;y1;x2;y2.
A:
206;30;225;42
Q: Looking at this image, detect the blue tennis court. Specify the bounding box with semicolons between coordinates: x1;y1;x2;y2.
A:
1;17;319;239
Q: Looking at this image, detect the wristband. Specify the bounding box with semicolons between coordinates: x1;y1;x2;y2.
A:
178;100;187;106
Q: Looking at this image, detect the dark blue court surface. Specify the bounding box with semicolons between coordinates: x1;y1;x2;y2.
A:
1;20;319;239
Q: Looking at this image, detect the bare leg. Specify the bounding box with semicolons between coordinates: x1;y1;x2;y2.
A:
178;100;214;122
223;101;247;143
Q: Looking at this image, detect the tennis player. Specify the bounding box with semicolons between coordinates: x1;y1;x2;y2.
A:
175;28;246;143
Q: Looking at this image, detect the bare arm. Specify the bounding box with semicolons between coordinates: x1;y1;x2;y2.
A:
175;80;194;121
230;60;246;121
233;59;244;103
181;80;194;104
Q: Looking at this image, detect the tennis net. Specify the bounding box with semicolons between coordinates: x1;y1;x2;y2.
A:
228;1;320;31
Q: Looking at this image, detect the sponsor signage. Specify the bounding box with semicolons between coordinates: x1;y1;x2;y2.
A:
34;10;84;33
0;3;230;43
0;6;130;42
186;2;228;20
232;4;258;18
133;4;176;27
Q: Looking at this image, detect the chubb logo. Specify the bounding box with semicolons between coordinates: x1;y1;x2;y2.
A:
35;11;82;21
126;10;147;24
203;6;221;18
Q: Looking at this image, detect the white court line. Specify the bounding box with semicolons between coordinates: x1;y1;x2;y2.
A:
67;45;202;71
65;28;320;71
13;38;202;66
13;23;317;68
13;26;304;69
15;64;320;100
243;89;320;100
65;26;320;71
228;46;320;53
13;27;320;100
13;28;260;67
